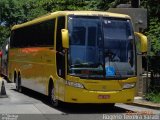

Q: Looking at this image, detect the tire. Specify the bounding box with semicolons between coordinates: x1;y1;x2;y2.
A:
16;74;22;92
14;72;17;83
49;84;59;107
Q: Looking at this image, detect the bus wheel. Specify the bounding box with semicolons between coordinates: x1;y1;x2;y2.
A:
14;72;17;83
49;84;59;107
16;74;22;92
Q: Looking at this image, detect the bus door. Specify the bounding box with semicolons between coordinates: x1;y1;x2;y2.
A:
56;16;66;100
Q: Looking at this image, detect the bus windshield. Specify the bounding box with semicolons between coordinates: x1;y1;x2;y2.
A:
68;16;135;79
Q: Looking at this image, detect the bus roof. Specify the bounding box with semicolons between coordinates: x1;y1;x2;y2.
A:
11;11;131;30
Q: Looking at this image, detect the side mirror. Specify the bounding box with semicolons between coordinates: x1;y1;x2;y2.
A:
134;32;148;54
61;29;69;49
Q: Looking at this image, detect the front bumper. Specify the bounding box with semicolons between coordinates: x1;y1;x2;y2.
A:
64;86;136;103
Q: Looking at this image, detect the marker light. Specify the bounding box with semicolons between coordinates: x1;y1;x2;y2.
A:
65;80;84;89
123;83;136;89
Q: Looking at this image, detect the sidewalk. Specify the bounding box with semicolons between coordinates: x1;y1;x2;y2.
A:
127;97;160;110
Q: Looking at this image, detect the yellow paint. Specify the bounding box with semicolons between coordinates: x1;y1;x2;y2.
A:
134;32;148;53
12;11;130;30
65;86;135;103
9;47;57;94
64;75;137;103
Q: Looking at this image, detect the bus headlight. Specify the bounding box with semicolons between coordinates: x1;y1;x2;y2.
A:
65;80;84;89
123;83;136;89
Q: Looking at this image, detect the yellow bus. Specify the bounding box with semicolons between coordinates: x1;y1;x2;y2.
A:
8;11;147;107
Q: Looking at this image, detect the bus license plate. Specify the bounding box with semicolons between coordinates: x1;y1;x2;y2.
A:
98;95;110;99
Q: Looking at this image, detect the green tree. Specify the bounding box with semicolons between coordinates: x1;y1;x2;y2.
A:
0;26;10;45
141;0;160;18
0;0;47;45
0;0;26;26
146;18;160;56
141;0;160;55
38;0;129;11
0;0;48;26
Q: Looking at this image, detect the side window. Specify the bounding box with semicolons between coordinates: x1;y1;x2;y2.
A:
29;19;55;47
10;19;55;48
11;29;24;48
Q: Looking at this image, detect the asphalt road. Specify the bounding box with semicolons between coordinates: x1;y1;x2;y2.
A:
0;79;159;120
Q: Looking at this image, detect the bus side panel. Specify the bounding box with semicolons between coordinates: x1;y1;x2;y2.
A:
8;47;57;95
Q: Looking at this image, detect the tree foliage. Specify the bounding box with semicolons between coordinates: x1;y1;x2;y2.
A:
0;0;48;45
146;18;160;56
141;0;160;56
0;0;48;26
0;0;25;26
141;0;160;19
0;26;10;45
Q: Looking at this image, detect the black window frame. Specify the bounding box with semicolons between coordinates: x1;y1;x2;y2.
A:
56;16;66;78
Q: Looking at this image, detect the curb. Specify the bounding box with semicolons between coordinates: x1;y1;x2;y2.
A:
126;102;160;110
